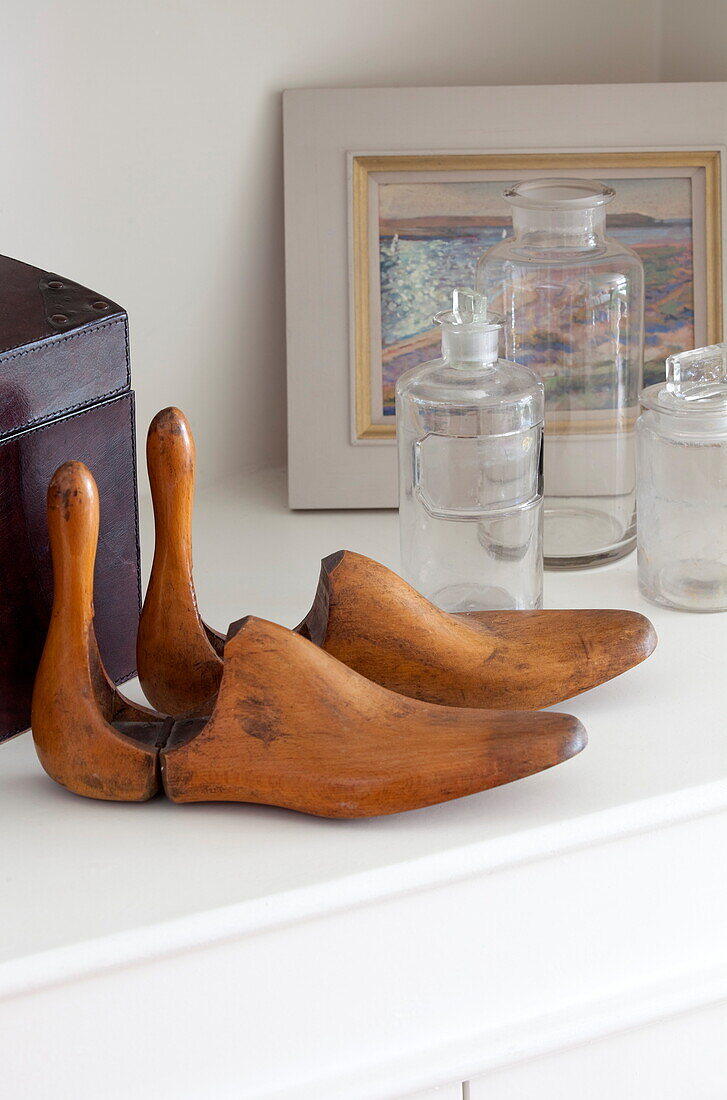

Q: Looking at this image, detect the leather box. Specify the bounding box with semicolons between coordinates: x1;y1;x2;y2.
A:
0;254;140;742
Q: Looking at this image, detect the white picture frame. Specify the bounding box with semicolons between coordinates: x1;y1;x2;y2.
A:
283;83;727;509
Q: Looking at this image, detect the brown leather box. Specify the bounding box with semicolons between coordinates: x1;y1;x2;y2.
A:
0;254;140;742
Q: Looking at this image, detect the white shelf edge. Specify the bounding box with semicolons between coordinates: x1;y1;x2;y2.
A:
1;776;726;1004
265;961;727;1100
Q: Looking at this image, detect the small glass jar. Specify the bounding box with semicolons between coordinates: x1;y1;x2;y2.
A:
396;288;544;612
637;343;727;612
476;178;644;569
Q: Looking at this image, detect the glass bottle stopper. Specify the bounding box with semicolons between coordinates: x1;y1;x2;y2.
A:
451;287;489;323
666;342;727;402
434;288;500;366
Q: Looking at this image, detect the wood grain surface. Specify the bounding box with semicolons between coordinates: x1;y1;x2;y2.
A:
31;462;160;801
137;407;224;716
162;615;587;817
299;551;658;710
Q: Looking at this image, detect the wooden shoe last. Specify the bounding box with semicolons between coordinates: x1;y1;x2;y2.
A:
31;463;161;801
299;551;657;710
31;462;586;818
138;407;656;718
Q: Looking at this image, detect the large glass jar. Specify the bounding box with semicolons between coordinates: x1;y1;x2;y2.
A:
396;288;544;613
476;179;644;569
637;343;727;612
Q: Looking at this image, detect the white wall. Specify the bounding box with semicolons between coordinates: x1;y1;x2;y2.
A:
2;0;719;487
661;0;727;81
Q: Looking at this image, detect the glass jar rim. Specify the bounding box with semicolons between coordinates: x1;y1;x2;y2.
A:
504;178;615;210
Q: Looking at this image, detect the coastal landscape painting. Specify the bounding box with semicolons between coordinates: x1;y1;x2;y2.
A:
378;175;695;417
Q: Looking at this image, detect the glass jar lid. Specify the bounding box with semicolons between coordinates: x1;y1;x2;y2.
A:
503;178;615;210
641;342;727;426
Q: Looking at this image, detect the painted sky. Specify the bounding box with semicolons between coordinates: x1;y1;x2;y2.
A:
379;175;693;221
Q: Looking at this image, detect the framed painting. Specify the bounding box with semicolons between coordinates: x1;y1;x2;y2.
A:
353;152;722;440
284;84;727;507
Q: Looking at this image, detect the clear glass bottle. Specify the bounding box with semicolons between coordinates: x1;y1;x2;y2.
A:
476;178;644;569
637;342;727;612
396;288;544;612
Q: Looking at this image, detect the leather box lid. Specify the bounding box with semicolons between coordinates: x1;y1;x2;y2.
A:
0;254;130;439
